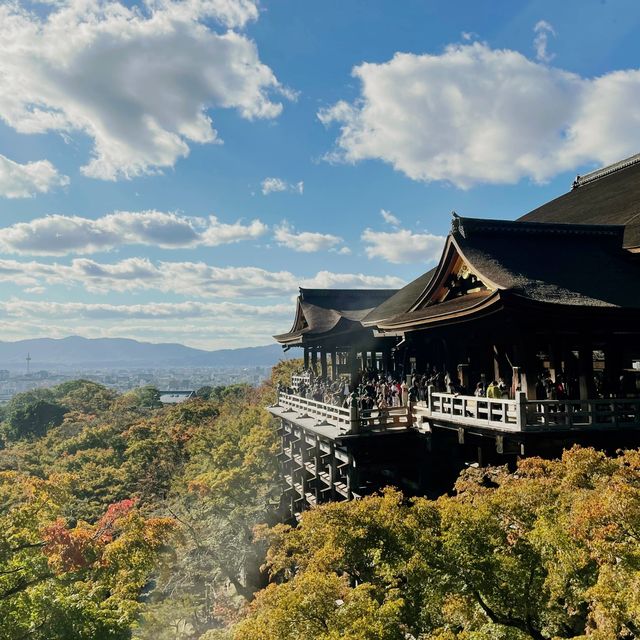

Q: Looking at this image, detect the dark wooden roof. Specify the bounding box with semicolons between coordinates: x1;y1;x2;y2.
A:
520;154;640;249
274;288;398;345
362;268;437;326
454;216;639;308
376;215;640;332
379;290;498;329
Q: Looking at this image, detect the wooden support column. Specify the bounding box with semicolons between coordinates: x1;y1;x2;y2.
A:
329;443;337;501
384;347;393;375
578;342;595;400
331;350;337;379
603;339;623;397
314;436;322;503
320;349;328;379
514;340;537;399
311;349;318;375
457;363;469;390
548;340;561;382
303;346;309;369
348;347;358;387
492;344;502;382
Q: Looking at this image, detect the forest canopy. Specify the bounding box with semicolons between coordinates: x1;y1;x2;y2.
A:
2;362;640;640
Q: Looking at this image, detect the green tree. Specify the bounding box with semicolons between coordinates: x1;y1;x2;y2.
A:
4;398;67;441
53;379;117;413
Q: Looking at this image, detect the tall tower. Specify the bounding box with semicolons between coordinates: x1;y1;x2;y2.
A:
26;352;31;375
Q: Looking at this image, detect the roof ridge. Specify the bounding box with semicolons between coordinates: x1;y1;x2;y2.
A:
573;152;640;189
456;216;623;238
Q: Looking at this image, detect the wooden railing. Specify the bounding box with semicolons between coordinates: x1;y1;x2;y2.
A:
276;390;640;435
277;393;351;429
417;386;640;432
424;390;522;431
276;393;411;434
291;373;312;389
524;398;640;429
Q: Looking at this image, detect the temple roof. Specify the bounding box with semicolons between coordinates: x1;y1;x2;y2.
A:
362;268;437;326
375;215;640;331
453;217;637;306
378;290;498;329
520;153;640;250
274;288;398;345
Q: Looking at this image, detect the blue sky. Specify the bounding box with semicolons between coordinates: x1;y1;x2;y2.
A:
1;0;640;349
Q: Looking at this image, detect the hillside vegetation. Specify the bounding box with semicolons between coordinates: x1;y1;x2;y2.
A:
2;361;640;640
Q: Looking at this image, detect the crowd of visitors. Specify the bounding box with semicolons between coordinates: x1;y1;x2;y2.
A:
281;367;515;411
279;364;637;411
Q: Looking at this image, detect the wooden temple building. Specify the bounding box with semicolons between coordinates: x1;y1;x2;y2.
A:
268;154;640;517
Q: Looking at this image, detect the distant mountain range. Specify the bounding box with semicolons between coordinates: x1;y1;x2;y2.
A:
0;336;297;370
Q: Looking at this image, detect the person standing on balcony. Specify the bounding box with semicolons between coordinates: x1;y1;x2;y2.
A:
486;380;500;399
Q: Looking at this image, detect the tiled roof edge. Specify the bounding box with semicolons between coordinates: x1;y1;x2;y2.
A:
573;153;640;189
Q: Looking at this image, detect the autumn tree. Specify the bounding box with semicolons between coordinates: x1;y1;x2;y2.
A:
232;447;640;640
0;472;175;640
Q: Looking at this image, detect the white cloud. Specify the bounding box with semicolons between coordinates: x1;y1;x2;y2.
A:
0;154;69;198
534;20;556;63
380;209;400;226
362;228;445;264
0;257;405;297
0;299;289;321
0;297;291;349
319;42;640;188
0;210;267;255
261;177;304;195
0;0;289;180
274;222;343;253
303;270;402;289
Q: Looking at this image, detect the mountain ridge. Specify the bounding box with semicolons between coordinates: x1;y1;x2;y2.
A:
0;336;295;369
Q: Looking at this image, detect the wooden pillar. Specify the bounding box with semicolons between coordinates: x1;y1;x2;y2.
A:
314;436;321;503
603;339;623;397
384;347;393;375
578;342;595;400
492;344;502;382
348;347;358;387
311;349;318;375
457;363;469;390
331;350;337;379
320;349;328;379
548;340;561;382
303;347;309;369
514;340;537;399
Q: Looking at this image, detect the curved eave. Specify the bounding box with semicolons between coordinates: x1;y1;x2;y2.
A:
377;291;503;333
273;316;374;347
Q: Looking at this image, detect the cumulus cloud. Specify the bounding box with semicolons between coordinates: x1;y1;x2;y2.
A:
0;210;267;255
319;42;640;188
534;20;556;63
0;0;289;180
0;257;405;297
274;222;343;253
362;228;445;264
261;177;304;195
380;209;400;226
0;154;69;198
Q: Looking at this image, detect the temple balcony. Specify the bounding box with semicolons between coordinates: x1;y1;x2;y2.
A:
269;389;640;436
269;392;412;440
